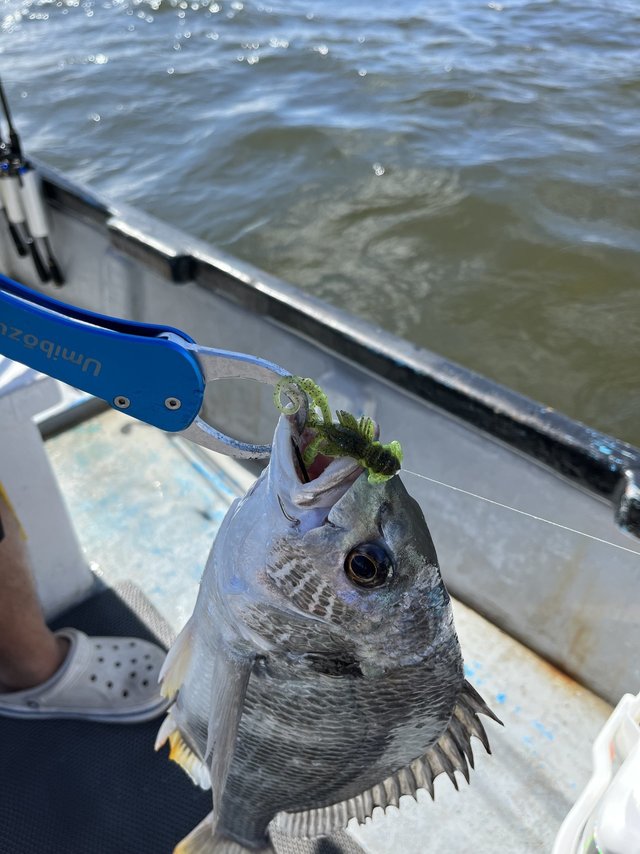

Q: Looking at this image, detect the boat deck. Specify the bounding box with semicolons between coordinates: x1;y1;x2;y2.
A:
45;409;612;853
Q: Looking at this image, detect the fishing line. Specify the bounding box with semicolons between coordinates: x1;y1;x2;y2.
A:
402;468;640;558
291;438;311;484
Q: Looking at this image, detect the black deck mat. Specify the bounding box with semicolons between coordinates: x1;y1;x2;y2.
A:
0;586;369;854
0;587;211;854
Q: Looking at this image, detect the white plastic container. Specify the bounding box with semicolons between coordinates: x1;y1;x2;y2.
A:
0;357;93;618
553;691;640;854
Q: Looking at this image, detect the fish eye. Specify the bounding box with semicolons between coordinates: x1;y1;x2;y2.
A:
344;543;393;589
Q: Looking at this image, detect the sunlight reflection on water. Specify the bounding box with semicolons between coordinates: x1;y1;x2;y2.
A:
1;0;639;444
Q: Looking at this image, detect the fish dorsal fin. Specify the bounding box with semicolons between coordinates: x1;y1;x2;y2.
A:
273;680;501;838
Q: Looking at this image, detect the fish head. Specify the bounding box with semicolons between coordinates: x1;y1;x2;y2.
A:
248;414;461;677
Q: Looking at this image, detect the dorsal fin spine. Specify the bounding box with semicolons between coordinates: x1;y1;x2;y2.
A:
273;679;501;838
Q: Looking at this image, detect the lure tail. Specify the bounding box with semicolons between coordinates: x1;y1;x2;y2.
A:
174;813;274;854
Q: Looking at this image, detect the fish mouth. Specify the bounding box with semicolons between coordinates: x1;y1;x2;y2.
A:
291;419;363;504
271;415;363;513
294;426;341;482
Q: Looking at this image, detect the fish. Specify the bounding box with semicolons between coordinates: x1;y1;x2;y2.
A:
155;407;500;853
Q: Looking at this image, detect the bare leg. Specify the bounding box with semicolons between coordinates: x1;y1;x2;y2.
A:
0;487;68;691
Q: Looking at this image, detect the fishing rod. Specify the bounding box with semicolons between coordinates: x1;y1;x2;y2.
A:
0;83;47;279
0;75;64;285
0;127;30;258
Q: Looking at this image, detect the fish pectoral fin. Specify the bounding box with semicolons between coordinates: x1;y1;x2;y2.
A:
175;812;275;854
159;618;195;700
205;648;254;823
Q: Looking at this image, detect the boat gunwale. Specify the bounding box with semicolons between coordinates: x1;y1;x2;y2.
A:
37;160;640;539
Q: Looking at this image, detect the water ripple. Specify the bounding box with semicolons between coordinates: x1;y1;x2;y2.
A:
1;0;639;444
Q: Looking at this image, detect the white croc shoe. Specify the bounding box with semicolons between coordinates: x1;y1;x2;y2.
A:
0;628;170;723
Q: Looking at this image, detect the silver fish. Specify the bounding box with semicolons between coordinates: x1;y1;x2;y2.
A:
156;413;500;853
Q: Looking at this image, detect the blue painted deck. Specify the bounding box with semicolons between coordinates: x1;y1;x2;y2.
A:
45;409;612;853
46;410;254;633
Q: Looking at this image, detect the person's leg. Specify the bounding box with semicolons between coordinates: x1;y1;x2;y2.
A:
0;486;68;691
0;482;168;722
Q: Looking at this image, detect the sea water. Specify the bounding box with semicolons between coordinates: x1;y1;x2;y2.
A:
2;0;639;444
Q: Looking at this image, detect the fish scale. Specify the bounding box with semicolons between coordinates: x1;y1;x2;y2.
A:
157;415;500;853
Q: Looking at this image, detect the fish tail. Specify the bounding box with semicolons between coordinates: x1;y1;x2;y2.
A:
175;812;274;854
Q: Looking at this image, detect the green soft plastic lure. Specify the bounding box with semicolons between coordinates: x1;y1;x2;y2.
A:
274;376;403;484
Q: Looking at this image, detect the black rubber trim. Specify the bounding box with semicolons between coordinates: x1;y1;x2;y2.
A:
37;161;193;284
107;222;195;284
0;587;210;854
40;168;110;228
